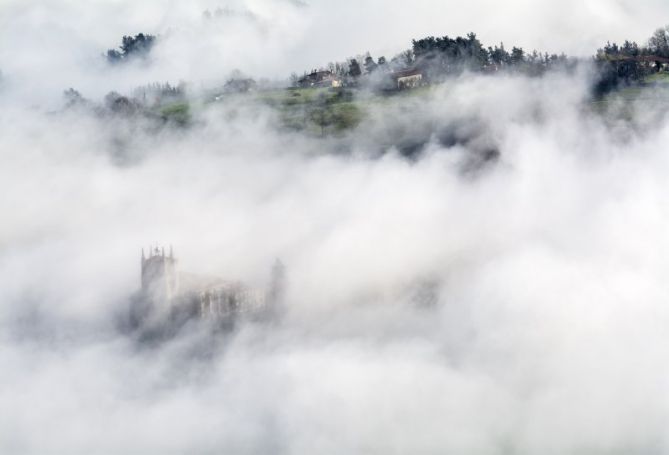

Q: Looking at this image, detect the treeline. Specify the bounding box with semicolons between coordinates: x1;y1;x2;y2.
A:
93;24;669;102
295;32;572;88
296;25;669;95
106;33;156;64
61;82;190;126
411;33;570;79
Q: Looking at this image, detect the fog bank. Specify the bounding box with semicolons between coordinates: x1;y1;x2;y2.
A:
3;1;669;453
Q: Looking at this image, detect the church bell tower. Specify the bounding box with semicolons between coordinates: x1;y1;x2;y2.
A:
141;246;179;303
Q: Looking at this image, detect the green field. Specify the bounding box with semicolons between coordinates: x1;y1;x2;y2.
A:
149;73;669;136
589;72;669;126
255;87;364;135
158;102;191;125
644;72;669;84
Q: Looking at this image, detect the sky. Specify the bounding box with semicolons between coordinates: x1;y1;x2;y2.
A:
3;1;669;453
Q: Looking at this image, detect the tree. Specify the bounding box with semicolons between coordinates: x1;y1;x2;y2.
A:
401;50;415;66
364;55;378;73
103;91;138;115
465;32;488;70
106;49;123;63
622;40;640;57
489;43;509;66
349;59;362;77
510;46;525;64
121;33;155;56
63;88;86;109
289;72;300;87
648;26;669;57
106;33;156;64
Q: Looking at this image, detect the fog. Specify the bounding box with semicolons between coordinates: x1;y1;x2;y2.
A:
3;1;669;453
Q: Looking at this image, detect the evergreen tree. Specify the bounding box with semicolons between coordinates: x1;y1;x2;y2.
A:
648;26;669;57
106;33;156;64
349;59;362;77
364;55;378;73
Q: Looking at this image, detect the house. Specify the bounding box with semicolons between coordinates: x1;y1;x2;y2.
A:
392;68;423;90
297;70;342;88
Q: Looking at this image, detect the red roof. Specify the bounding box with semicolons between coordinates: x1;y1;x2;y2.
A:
392;68;423;79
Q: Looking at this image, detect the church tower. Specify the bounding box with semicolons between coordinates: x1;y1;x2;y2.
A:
141;246;179;303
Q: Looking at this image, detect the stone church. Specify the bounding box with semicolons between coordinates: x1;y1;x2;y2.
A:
131;247;282;334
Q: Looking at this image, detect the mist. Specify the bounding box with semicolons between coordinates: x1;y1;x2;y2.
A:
3;1;669;453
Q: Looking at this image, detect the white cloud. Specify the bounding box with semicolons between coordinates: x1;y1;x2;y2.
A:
2;1;669;452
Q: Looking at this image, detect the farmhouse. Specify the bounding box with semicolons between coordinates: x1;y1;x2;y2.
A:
392;68;423;89
298;70;342;88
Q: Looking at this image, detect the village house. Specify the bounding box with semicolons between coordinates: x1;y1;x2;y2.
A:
298;70;342;88
392;68;424;89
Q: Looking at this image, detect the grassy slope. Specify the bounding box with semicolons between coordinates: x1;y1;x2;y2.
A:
152;71;669;135
260;87;363;135
590;72;669;126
